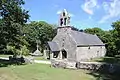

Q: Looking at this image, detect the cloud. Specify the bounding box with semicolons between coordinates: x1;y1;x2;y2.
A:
99;0;120;23
81;0;98;15
69;13;74;17
57;10;62;14
56;10;74;17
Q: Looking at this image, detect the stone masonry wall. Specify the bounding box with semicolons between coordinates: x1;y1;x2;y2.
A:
76;62;120;74
51;59;120;74
53;27;77;61
76;46;106;61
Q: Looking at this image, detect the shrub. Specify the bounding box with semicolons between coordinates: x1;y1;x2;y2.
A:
6;45;18;55
6;45;29;56
20;45;30;56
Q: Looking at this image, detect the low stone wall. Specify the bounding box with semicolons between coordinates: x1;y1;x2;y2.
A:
51;59;120;74
51;59;76;69
76;62;120;74
76;62;106;70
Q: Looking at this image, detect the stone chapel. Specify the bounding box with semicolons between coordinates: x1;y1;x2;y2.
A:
47;9;106;61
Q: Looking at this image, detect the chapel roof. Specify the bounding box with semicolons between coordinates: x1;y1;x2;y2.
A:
48;41;60;51
70;30;105;46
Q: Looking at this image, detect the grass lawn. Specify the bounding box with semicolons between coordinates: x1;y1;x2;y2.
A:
0;64;96;80
33;56;49;61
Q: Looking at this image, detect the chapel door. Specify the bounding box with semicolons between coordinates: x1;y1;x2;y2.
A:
62;49;67;59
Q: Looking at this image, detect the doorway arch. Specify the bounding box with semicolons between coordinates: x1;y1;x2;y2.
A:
61;49;67;59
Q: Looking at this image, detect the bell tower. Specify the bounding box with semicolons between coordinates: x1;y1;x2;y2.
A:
59;9;71;27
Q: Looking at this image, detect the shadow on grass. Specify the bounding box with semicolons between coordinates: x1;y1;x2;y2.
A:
0;57;26;67
88;71;120;80
0;59;10;67
88;57;120;80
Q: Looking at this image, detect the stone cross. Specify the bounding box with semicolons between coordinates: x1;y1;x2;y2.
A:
37;43;39;50
36;40;41;50
31;40;42;56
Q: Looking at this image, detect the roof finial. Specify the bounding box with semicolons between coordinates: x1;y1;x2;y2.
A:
63;9;67;15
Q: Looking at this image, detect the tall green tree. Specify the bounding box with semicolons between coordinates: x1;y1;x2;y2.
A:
0;0;29;55
112;20;120;55
23;21;56;52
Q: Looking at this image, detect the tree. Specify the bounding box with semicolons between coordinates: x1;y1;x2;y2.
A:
112;20;120;55
23;21;56;52
84;27;116;56
0;0;29;55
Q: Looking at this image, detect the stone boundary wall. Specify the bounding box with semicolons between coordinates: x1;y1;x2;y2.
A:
76;62;120;74
51;59;120;74
51;59;76;69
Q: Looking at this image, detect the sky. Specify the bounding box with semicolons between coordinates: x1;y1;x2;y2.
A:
23;0;120;30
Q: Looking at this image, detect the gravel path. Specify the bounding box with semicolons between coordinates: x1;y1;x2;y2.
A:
0;57;51;64
34;60;51;64
0;57;107;65
0;57;9;60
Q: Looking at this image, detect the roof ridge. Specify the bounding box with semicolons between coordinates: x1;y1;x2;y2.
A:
71;29;94;35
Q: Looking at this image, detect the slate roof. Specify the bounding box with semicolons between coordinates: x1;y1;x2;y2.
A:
70;30;105;46
48;28;105;52
48;41;60;51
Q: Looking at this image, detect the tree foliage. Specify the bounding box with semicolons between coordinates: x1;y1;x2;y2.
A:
23;21;56;52
112;20;120;55
0;0;29;55
84;26;119;57
0;0;56;55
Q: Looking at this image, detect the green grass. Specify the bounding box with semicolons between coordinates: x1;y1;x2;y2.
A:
0;64;96;80
34;56;48;61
